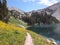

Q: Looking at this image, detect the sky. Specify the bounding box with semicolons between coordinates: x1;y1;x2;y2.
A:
7;0;60;12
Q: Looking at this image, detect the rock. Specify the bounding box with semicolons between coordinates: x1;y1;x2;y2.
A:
46;39;51;43
18;24;25;29
49;38;58;45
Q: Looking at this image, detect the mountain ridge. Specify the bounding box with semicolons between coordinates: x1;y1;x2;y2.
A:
8;2;60;25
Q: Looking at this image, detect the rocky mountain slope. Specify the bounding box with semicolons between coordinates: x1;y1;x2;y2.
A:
43;2;60;21
8;2;60;25
8;7;26;19
29;2;60;21
28;2;60;21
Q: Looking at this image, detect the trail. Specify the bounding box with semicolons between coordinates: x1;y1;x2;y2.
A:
24;32;34;45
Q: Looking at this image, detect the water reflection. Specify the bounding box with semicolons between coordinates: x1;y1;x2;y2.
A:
27;23;60;45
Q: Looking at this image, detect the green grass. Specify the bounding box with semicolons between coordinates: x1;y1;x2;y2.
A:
0;29;26;45
0;21;53;45
9;16;27;27
0;21;26;45
27;30;52;45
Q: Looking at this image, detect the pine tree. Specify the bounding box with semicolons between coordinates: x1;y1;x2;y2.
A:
0;0;2;20
0;0;9;23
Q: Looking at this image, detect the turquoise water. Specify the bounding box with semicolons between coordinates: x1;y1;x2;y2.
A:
27;23;60;45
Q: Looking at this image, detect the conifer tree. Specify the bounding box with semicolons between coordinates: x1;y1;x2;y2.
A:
0;0;9;23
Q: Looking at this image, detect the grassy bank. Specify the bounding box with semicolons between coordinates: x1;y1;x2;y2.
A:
0;21;26;45
9;16;27;27
0;21;53;45
27;30;52;45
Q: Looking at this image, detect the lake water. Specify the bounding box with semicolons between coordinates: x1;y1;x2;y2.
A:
27;23;60;45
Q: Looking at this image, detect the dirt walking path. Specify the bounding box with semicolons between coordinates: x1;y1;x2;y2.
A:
24;32;34;45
